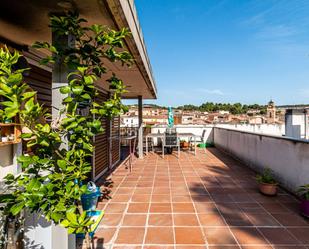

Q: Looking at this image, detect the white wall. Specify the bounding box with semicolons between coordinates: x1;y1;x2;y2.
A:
0;144;22;180
216;123;285;136
214;127;309;193
24;212;74;249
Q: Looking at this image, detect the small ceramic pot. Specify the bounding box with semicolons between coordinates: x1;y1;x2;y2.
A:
259;183;278;196
300;199;309;218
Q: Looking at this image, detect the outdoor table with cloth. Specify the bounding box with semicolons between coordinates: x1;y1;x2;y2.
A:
145;132;197;156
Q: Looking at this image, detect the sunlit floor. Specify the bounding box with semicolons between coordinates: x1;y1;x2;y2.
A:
93;148;309;249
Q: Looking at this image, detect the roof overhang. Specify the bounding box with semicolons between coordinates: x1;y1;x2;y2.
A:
0;0;157;99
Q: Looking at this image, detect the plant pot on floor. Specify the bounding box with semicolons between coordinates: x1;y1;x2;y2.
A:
300;199;309;218
256;168;278;196
258;182;278;196
182;141;189;148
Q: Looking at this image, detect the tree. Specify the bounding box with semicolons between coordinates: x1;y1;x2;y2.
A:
0;12;132;248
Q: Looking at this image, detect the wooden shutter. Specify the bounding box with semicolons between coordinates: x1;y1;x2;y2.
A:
93;90;110;180
110;116;120;167
24;65;52;112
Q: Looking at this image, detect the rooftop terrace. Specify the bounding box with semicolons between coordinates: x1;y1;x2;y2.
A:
90;148;309;249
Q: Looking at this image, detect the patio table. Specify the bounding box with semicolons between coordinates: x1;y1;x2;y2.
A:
145;132;197;156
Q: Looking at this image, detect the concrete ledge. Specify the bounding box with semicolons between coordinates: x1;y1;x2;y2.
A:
214;127;309;193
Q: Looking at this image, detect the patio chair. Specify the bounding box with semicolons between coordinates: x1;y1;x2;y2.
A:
162;129;180;158
189;129;207;153
143;136;154;153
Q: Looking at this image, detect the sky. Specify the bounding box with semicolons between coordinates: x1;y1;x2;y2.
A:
130;0;309;107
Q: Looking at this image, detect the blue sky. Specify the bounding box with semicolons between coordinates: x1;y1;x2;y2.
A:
133;0;309;107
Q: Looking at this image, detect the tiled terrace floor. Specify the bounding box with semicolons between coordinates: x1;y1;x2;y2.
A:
95;148;309;249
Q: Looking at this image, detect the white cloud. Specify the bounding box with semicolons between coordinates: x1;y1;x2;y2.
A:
199;89;226;95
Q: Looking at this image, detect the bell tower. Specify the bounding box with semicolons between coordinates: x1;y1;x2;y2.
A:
267;100;276;123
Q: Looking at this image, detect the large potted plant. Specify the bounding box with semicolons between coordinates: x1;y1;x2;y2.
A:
256;168;278;196
0;12;132;249
298;184;309;217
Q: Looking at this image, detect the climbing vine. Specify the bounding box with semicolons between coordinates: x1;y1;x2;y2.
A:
0;11;132;246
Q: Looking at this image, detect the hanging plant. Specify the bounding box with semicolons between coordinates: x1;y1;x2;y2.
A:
0;11;132;249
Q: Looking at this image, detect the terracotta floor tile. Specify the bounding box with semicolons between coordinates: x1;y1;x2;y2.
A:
229;193;256;203
191;195;212;202
174;227;205;244
194;202;218;213
173;203;196;213
120;182;137;187
100;213;122;227
231;228;269;245
287;227;309;244
153;187;170;194
246;213;281;226
116;187;135;195
104;203;127;213
127;203;149;213
176;246;206;249
150;203;172;213
172;195;192;202
174;214;199;226
144;246;173;249
208;246;240;249
240;246;272;249
258;228;301;245
211;194;234;203
203;227;237;245
261;203;292;213
92;227;115;242
112;246;142;249
198;213;226;226
137;182;153;187
272;213;309;226
223;212;253;227
122;214;147;226
237;203;266;213
145;227;174;244
115;227;145;244
131;194;151;202
148;214;173;226
271;246;307;249
134;188;152;194
151;194;171;203
110;194;132;202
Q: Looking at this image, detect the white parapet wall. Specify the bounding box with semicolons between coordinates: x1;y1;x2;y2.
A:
214;127;309;193
215;123;285;136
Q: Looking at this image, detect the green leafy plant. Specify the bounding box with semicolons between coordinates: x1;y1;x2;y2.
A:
0;11;132;248
298;184;309;200
256;168;277;184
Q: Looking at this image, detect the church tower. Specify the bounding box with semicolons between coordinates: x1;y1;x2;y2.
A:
267;100;276;123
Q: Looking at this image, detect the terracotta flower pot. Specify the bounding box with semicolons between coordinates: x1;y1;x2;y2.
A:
300;199;309;218
183;141;189;148
180;141;189;148
259;182;278;196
